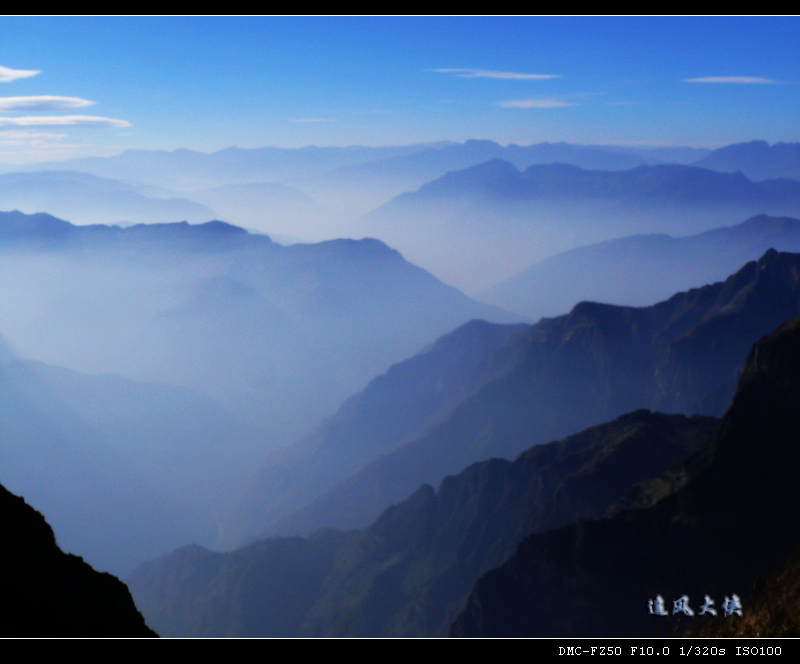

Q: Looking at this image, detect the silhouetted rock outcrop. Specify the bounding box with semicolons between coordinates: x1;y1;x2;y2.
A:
0;483;155;637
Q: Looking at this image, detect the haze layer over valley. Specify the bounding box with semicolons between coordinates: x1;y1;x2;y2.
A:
2;15;800;637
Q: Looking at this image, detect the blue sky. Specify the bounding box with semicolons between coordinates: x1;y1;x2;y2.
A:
0;16;798;162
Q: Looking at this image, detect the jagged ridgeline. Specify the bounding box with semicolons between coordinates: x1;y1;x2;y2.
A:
452;317;800;637
129;251;800;637
128;410;717;637
0;483;155;637
237;248;800;548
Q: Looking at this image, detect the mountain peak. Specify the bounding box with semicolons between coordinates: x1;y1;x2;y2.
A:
194;220;249;235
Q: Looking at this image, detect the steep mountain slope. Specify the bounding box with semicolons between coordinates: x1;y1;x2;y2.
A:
695;140;800;182
261;249;800;540
231;319;529;545
362;161;800;292
0;482;155;636
452;317;800;637
128;410;716;637
485;215;800;320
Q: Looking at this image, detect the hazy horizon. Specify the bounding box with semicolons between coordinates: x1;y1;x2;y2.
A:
0;16;798;165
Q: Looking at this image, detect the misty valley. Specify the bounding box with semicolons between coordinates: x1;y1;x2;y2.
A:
4;137;800;637
2;16;800;638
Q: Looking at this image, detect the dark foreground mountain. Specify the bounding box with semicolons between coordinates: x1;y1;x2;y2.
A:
256;249;800;542
451;317;800;637
485;215;800;320
128;410;716;637
0;482;155;637
688;548;800;637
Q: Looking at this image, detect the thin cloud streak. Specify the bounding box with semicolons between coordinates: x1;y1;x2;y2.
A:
0;65;41;83
0;115;131;128
433;68;560;80
683;76;779;84
0;130;67;140
497;98;578;109
0;96;96;112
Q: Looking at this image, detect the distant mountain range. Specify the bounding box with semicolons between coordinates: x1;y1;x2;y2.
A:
695;140;800;181
361;160;800;292
297;140;710;216
3;140;795;249
0;481;155;636
452;316;800;637
0;170;215;225
14;140;709;194
13;144;441;190
485;214;800;320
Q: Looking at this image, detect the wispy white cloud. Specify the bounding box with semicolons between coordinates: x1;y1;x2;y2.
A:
433;68;560;80
0;115;131;128
0;96;96;112
683;76;779;84
0;65;41;83
496;98;578;109
0;130;68;140
291;117;335;123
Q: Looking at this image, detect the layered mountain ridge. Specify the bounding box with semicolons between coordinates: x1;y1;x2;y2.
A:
129;409;717;637
452;317;800;637
248;249;800;544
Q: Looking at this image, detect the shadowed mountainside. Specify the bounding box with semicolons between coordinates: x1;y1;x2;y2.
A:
256;249;800;542
128;410;716;637
452;317;800;637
